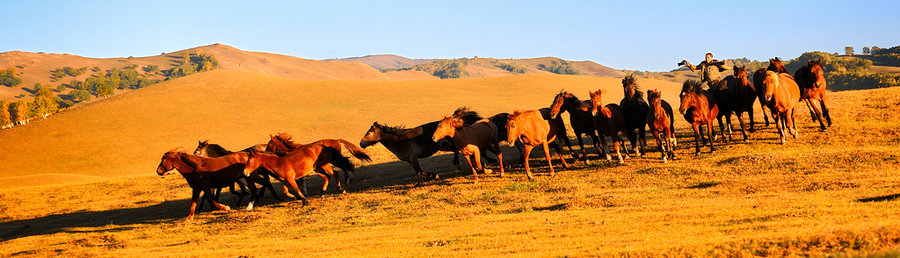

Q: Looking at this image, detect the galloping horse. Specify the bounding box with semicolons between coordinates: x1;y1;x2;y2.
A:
243;142;362;206
358;109;482;185
794;60;832;131
717;66;758;141
762;71;801;144
646;89;676;162
486;112;526;166
265;134;371;193
679;80;720;154
156;149;258;220
619;75;649;156
549;90;604;160
193;141;279;211
589;89;629;163
432;108;505;182
754;58;790;129
506;109;569;179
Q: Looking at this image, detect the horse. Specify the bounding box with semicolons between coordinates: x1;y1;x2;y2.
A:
715;66;758;141
679;80;720;154
193;140;280;210
794;60;832;131
243;142;361;206
156;149;258;221
762;71;801;144
549;90;604;160
487;112;526;165
619;75;649;156
753;58;791;131
432;108;504;183
768;57;787;73
265;134;371;194
646;89;676;162
588;89;629;163
506;109;570;178
358;109;482;185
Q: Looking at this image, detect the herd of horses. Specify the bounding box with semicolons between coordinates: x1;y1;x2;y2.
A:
156;58;834;220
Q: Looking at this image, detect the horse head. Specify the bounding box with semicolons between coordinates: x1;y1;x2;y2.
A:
505;110;526;143
157;148;185;175
762;71;781;102
588;89;602;113
808;60;827;88
432;114;463;142
622;75;638;99
359;122;383;148
679;80;703;114
193;140;210;155
549;91;570;119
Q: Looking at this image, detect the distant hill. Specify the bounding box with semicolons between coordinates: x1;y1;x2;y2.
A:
399;56;624;79
332;54;435;70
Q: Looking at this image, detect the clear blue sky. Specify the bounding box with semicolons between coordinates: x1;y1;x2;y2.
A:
4;0;898;71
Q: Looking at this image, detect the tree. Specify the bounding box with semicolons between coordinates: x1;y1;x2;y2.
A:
9;100;29;124
96;83;115;98
0;101;11;128
32;87;59;118
845;46;854;56
56;84;66;92
863;47;871;55
70;89;92;102
0;68;23;87
871;46;881;54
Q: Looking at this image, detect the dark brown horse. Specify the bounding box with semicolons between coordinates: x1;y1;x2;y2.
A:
432;109;504;183
506;109;569;179
156;149;258;220
715;66;758;141
358;110;483;185
762;71;801;144
588;89;629;163
193;140;280;209
646;89;676;162
619;75;649;156
679;80;719;154
549;90;603;160
243;141;363;206
794;60;832;131
265;134;371;193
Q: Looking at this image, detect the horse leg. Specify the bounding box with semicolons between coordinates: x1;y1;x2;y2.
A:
197;189;209;212
549;142;569;168
737;111;749;142
808;98;826;131
716;116;728;143
820;97;832;127
285;176;309;206
789;107;799;138
760;99;770;127
652;130;665;163
639;126;648;156
541;142;555;176
491;142;505;176
692;123;701;155
233;179;248;207
706;121;716;153
725;114;735;142
523;144;534;179
187;188;201;221
748;105;756;133
281;181;296;199
774;112;785;144
665;127;675;160
588;132;604;160
258;172;280;201
244;175;258;211
321;164;344;194
574;133;586;161
462;153;479;183
626;129;639;157
556;130;577;159
408;156;426;186
202;187;231;212
805;97;818;122
612;135;625;163
314;167;332;195
598;133;612;161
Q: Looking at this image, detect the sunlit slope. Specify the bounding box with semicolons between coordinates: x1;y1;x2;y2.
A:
0;71;681;187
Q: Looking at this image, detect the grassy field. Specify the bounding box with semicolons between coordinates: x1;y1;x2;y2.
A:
1;72;899;256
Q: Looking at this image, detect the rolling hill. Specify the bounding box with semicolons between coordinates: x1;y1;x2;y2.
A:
331;54;435;70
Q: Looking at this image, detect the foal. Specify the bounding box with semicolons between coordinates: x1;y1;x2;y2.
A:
646;89;676;162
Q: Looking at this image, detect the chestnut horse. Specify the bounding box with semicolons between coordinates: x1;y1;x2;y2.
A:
193;141;279;211
432;109;504;183
243;142;363;206
717;66;758;141
646;89;676;162
754;58;790;129
506;109;570;179
549;90;604;160
156;149;258;220
265;134;371;194
589;89;629;163
794;60;832;131
679;80;719;154
358;109;482;185
619;75;649;156
762;71;801;144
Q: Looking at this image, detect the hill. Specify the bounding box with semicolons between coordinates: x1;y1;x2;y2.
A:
403;56;625;79
1;78;898;256
332;54;435;70
0;70;679;188
0;44;390;101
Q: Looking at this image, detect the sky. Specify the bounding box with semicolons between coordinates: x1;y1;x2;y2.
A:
4;0;899;72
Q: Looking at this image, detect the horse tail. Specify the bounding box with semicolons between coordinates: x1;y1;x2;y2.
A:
325;147;356;172
338;139;372;162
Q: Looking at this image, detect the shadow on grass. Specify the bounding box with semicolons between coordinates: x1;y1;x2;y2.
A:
686;181;721;189
857;193;900;203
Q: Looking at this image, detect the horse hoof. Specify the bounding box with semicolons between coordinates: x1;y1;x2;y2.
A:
484;169;493;174
662;157;668;163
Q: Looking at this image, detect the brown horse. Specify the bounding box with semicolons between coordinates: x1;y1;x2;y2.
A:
619;75;650;156
679;80;719;154
716;66;758;141
794;60;832;131
588;89;629;163
753;68;770;128
265;133;371;193
193;141;280;211
506;109;569;179
768;57;787;73
646;89;676;162
432;109;504;183
549;90;603;160
243;142;362;206
156;149;258;220
762;71;801;144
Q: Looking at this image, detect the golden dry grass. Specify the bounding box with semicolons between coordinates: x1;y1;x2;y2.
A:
1;72;899;256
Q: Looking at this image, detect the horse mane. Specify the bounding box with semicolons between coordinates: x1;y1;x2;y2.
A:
206;143;230;154
682;80;704;94
765;71;781;89
272;132;302;148
622;74;637;88
646;89;661;100
622;75;644;100
177;152;205;169
374;122;421;138
452;107;483;124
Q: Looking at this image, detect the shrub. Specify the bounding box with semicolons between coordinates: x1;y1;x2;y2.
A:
538;59;580;75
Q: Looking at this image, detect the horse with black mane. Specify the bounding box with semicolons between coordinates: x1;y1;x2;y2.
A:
193;141;279;211
265;134;371;194
549;90;605;160
794;59;832;131
679;80;719;154
714;66;758;141
619;75;649;156
156;148;259;220
646;89;676;162
432;107;505;183
588;89;629;163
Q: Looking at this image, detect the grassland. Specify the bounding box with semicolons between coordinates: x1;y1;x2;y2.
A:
1;72;899;256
